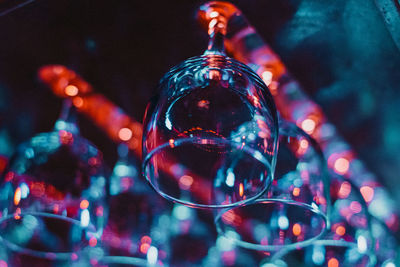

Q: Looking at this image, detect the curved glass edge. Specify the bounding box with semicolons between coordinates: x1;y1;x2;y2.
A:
0;211;96;260
214;198;328;251
142;137;274;209
269;239;376;266
278;119;332;229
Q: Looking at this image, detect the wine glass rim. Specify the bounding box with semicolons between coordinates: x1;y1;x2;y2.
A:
0;211;93;259
142;136;273;209
214;198;328;251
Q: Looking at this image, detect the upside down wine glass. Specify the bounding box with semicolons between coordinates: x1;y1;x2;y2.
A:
262;174;377;267
215;121;330;252
102;144;170;265
0;100;107;266
142;2;279;208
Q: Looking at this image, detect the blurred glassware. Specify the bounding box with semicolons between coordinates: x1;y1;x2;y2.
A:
101;144;170;266
92;255;163;267
266;239;373;267
142;1;279;209
164;202;266;267
0;212;95;267
369;216;399;266
0;100;107;265
327;176;373;249
164;204;216;266
259;170;378;266
204;229;274;267
215;120;330;251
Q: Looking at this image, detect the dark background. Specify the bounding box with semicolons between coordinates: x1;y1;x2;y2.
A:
0;0;399;202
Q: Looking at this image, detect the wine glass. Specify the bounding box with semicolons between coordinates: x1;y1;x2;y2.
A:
258;171;377;266
215;120;330;251
0;99;107;265
101;144;170;265
165;203;265;267
163;203;217;266
142;1;279;208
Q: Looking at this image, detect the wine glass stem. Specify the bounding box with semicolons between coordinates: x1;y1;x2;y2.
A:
204;17;227;55
54;99;79;133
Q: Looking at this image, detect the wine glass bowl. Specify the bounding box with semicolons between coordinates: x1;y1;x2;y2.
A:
216;199;327;251
0;100;107;266
102;145;171;262
0;129;107;235
215;121;330;250
142;55;278;208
